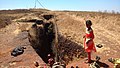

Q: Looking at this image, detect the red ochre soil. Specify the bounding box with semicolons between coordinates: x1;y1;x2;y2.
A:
0;9;120;68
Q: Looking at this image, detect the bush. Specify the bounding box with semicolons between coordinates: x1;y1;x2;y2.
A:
0;15;15;28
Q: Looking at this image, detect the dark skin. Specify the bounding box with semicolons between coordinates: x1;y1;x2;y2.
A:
83;24;91;38
86;24;91;28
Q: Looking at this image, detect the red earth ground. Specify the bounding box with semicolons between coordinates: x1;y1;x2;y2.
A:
0;9;120;68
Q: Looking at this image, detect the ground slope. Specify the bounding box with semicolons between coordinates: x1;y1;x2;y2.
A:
0;9;120;68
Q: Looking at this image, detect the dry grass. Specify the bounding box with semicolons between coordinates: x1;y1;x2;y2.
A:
0;15;14;28
0;9;120;67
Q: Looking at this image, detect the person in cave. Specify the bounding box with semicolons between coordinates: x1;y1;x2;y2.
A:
83;20;96;63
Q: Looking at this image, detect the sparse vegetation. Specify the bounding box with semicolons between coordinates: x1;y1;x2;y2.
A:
0;15;15;28
0;9;120;68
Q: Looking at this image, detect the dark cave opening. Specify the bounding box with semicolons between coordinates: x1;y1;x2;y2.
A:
28;21;55;63
43;15;54;20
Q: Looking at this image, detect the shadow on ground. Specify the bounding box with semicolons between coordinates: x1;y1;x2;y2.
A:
97;61;109;68
30;33;87;65
90;60;109;68
58;35;87;64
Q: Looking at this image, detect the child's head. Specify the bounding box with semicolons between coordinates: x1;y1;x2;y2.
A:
86;20;92;28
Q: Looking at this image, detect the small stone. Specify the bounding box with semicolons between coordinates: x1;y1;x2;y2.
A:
106;54;109;56
34;61;39;67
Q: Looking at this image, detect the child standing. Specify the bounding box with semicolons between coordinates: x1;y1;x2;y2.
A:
83;20;96;63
